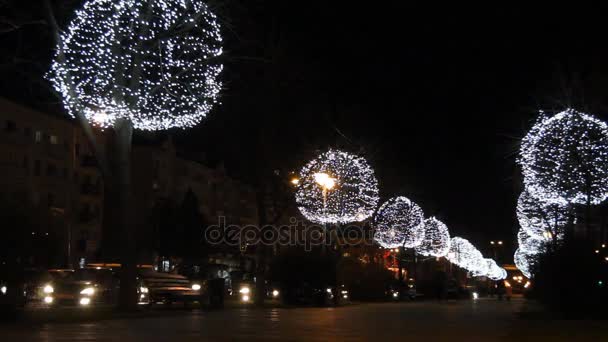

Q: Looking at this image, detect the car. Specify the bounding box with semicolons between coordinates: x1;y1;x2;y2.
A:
1;267;55;310
48;267;120;307
138;268;203;306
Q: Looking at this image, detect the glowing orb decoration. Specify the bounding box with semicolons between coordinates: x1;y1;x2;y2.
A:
517;229;547;255
446;237;486;274
295;150;379;224
485;259;507;281
373;196;425;248
516;190;570;241
50;0;223;131
514;248;538;279
519;109;608;205
415;217;450;257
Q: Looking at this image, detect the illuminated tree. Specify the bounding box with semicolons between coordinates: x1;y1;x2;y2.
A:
484;258;507;280
516;190;570;241
415;217;450;257
295;149;379;224
517;229;548;255
520;109;608;206
514;247;537;279
50;0;223;131
47;0;223;309
373;196;424;248
447;237;486;275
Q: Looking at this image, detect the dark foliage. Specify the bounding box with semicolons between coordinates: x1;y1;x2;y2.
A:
532;238;608;318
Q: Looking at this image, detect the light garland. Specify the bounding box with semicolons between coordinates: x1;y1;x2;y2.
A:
514;248;538;279
516;190;570;241
484;258;507;281
415;217;450;257
517;228;548;255
50;0;223;131
446;237;487;275
372;196;425;248
519;109;608;205
295;149;379;224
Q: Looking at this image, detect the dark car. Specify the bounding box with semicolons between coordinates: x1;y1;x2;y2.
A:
1;267;55;310
138;268;203;306
49;267;120;307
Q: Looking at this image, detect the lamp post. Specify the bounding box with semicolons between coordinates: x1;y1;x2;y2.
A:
490;240;503;262
314;172;336;252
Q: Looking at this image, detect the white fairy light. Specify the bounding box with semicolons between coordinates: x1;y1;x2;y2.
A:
517;229;548;255
516;190;570;241
484;258;507;281
514;248;538;279
373;196;425;248
519;109;608;205
415;217;450;257
50;0;223;131
446;237;486;275
295;150;379;224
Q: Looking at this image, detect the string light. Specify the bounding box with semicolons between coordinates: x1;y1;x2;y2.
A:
295;150;379;224
373;196;425;248
514;248;537;279
519;109;608;205
50;0;223;131
485;258;507;281
415;217;450;257
446;237;487;275
516;190;570;241
517;229;548;255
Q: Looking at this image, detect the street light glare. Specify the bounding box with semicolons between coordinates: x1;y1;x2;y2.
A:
314;172;336;190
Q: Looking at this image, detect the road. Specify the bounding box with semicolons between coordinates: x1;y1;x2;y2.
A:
1;299;606;341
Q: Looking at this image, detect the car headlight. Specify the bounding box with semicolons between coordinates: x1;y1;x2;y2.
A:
242;294;250;302
239;286;250;295
272;289;279;297
43;284;54;294
191;284;201;291
80;287;95;296
79;297;91;306
44;296;54;304
140;286;149;294
1;286;6;295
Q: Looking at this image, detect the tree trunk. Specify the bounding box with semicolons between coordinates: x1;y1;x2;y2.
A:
254;188;268;307
110;118;137;311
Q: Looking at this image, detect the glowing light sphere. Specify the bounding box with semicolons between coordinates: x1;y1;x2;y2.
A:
520;109;608;205
446;237;486;274
50;0;223;130
517;229;547;255
415;217;450;257
514;248;538;279
516;190;570;241
485;259;506;280
295;150;379;224
373;196;425;248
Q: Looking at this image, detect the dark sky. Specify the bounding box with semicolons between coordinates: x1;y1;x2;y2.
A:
3;2;608;254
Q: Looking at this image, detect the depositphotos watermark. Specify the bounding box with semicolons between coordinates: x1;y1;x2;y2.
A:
204;217;373;251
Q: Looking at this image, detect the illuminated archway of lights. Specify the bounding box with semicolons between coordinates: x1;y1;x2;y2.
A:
519;109;608;205
516;190;570;241
295;150;379;224
514;248;538;279
50;0;223;131
446;237;487;275
373;196;425;248
415;217;450;257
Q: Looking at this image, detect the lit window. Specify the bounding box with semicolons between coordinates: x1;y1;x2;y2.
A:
50;135;59;145
35;131;42;143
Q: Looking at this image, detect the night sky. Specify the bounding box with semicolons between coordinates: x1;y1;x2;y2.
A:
3;2;608;254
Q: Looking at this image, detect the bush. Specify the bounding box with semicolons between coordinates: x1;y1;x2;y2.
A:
532;238;608;317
